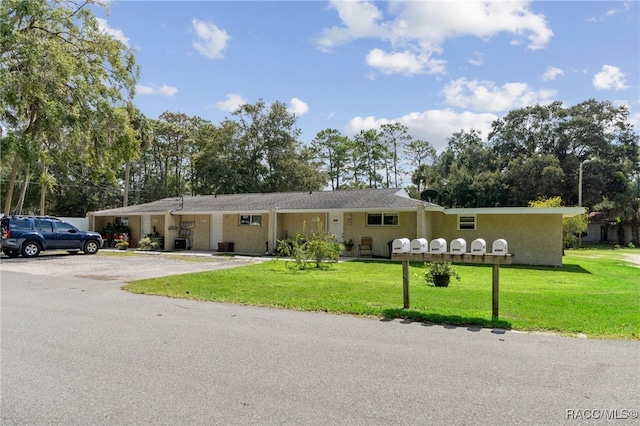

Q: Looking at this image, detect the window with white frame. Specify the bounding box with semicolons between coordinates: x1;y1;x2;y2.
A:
458;215;476;230
239;214;262;226
366;212;399;226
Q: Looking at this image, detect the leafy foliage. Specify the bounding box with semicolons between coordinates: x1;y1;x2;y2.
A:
418;262;461;285
277;222;343;269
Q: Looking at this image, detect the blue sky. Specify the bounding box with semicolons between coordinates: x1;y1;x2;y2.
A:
96;1;639;152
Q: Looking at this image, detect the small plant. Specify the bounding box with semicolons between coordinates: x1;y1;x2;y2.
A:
115;241;129;250
137;234;163;251
629;242;636;249
418;261;461;287
344;239;354;251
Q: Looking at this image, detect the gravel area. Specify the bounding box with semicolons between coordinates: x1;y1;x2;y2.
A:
0;250;265;282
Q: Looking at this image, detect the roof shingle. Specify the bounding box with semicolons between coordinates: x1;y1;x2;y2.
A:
92;188;432;216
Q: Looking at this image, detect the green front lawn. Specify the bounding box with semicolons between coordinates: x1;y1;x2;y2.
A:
123;249;640;339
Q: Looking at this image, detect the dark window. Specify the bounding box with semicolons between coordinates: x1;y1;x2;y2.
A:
239;215;261;226
36;220;53;232
10;219;32;230
367;213;399;226
458;216;476;230
56;222;77;233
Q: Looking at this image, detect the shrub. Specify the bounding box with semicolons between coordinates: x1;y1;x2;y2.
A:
278;222;343;269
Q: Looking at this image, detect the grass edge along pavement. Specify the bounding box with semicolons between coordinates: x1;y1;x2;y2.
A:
122;248;640;340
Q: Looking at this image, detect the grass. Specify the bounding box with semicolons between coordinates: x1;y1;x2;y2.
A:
123;248;640;340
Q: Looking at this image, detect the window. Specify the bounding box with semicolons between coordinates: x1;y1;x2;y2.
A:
239;214;262;226
458;215;476;230
366;212;399;226
56;222;78;233
35;220;53;232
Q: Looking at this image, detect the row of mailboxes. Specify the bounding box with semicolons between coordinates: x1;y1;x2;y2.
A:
392;238;508;256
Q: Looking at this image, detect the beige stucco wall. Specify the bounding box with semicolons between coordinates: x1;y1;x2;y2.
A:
175;214;211;250
222;213;269;254
278;213;326;240
430;213;564;266
345;211;417;257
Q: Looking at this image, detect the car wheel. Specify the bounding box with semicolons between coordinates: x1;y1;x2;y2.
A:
3;249;19;258
21;241;41;258
83;240;100;255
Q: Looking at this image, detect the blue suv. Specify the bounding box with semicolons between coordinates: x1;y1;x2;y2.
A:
0;216;104;258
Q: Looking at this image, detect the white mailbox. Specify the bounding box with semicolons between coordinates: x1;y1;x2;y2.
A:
429;238;447;254
410;238;429;253
492;239;508;255
392;238;411;254
471;238;486;255
450;238;467;254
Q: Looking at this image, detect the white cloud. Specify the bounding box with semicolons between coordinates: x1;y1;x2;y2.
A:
467;52;484;66
96;18;130;47
215;94;247;113
593;65;629;90
192;19;230;60
136;83;178;97
365;49;446;75
590;1;633;21
317;1;553;75
315;1;387;53
442;78;556;112
542;66;564;81
345;109;497;153
288;98;309;116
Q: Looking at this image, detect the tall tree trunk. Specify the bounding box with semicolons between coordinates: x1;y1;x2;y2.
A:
16;167;30;215
123;161;130;207
3;154;20;216
40;163;46;216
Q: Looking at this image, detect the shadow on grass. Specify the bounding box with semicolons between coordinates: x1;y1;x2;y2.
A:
406;261;591;274
381;308;512;331
502;264;591;274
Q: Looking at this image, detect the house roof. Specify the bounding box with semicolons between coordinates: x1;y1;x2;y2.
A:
91;188;432;216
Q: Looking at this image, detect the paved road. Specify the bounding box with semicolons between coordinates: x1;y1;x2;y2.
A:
2;270;639;425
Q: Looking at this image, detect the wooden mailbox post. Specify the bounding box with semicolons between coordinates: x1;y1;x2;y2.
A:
391;253;512;318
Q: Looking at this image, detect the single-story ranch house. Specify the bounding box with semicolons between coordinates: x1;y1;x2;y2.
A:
89;188;584;266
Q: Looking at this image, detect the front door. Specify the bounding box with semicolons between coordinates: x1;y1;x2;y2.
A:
328;212;344;241
210;214;223;250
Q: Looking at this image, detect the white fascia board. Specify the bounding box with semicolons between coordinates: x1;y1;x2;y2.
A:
273;207;418;214
92;210;165;216
178;210;270;215
443;207;586;218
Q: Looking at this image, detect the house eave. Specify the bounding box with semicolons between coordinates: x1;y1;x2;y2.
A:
443;207;586;218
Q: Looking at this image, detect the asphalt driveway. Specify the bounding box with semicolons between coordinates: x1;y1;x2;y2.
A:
0;250;265;281
1;254;639;425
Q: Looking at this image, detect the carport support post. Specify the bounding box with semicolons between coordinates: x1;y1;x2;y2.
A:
402;260;410;309
492;264;499;318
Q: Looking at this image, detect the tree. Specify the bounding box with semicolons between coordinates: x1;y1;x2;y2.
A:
426;129;502;207
311;128;352;190
1;0;139;215
353;129;386;188
378;123;412;188
489;100;639;207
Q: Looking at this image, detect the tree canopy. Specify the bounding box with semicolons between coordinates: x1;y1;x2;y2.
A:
1;0;139;215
